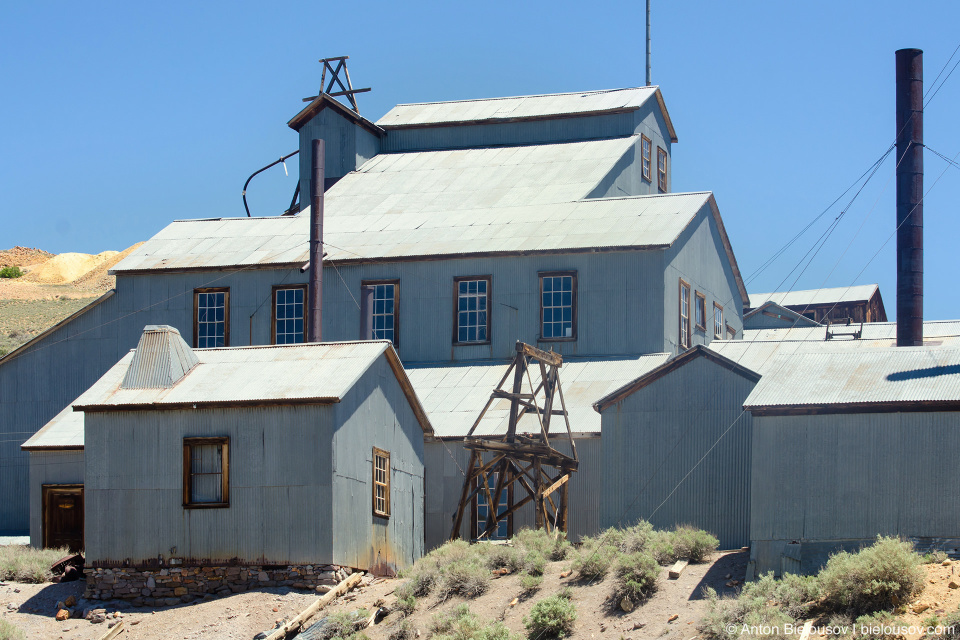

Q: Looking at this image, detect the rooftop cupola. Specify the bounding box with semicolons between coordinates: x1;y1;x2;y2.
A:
120;325;199;389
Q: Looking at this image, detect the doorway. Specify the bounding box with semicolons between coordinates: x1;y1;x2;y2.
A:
42;485;83;551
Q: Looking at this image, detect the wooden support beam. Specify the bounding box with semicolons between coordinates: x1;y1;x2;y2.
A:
96;620;125;640
327;88;372;98
668;559;689;580
264;572;363;640
517;342;563;367
450;449;478;540
542;473;570;500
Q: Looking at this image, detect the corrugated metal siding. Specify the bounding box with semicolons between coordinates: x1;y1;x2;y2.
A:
28;450;85;546
297;104;380;200
662;206;745;354
749;285;879;309
423;436;602;551
0;292;126;533
331;356;425;571
85;406;335;565
750;412;960;575
600;356;756;549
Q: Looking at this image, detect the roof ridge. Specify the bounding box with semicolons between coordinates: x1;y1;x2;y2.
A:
388;86;656;108
194;340;392;352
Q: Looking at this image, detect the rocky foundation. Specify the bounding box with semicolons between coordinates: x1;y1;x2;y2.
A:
84;564;353;606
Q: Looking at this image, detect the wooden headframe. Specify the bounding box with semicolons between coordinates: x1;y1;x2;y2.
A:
450;342;579;541
302;56;372;112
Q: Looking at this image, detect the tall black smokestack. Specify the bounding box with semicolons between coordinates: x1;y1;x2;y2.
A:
308;138;324;343
895;49;923;347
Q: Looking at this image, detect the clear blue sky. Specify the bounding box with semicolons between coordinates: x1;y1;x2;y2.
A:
2;1;959;320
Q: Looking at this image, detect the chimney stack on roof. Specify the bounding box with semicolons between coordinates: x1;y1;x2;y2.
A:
120;325;199;389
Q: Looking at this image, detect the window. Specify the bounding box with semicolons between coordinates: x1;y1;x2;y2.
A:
657;147;668;192
183;438;229;508
714;302;724;339
539;272;577;340
679;279;691;349
726;323;737;340
194;288;229;348
695;291;707;331
474;472;510;540
641;135;652;182
373;447;390;518
362;280;399;347
454;276;492;345
272;285;307;345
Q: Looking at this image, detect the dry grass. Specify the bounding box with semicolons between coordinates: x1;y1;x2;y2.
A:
0;620;25;640
0;545;70;583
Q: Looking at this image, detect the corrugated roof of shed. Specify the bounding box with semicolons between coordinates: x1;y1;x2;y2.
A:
407;354;671;438
377;87;658;127
748;284;879;309
20;404;85;450
743;348;960;409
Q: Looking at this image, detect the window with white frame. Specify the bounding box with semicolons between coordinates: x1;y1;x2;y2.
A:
695;291;707;331
714;302;724;339
641;135;652;182
679;279;691;349
273;285;306;344
454;276;491;344
373;447;390;518
540;272;576;340
362;281;399;346
194;288;229;348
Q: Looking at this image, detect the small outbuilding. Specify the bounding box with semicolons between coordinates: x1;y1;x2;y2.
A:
27;325;431;604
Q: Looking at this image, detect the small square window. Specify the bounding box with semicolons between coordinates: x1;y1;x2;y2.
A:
539;272;577;341
373;447;390;518
714;303;724;339
272;285;307;344
454;276;492;345
695;291;707;331
194;288;229;348
641;135;652;182
679;279;691;350
183;438;229;508
657;147;668;192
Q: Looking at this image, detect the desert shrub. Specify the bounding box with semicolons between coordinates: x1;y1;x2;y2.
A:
698;584;795;640
0;266;23;279
395;590;417;615
511;528;571;562
522;549;546;577
613;551;659;604
389;620;414;640
0;545;69;582
397;569;437;599
519;571;543;593
318;610;370;640
398;539;489;600
929;610;960;639
618;521;654;553
484;544;519;570
571;536;617;580
670;525;719;562
924;550;949;564
851;611;909;640
819;536;924;615
437;555;489;598
431;604;517;640
0;620;25;640
646;530;677;565
524;594;577;639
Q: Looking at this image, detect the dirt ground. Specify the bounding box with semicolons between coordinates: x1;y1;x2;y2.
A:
0;552;747;640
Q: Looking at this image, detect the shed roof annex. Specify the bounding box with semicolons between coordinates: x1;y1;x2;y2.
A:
748;284;880;309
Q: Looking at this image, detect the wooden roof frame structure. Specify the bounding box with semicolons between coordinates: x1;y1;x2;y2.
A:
301;56;371;113
450;342;579;541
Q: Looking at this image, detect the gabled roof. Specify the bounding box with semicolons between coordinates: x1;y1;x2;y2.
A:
742;301;822;328
743;347;960;414
54;336;431;436
406;354;671;438
376;86;678;143
20;404;83;451
287;93;385;136
593;345;761;413
748;284;880;309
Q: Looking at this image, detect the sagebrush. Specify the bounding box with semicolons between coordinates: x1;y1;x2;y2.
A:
0;545;69;583
0;266;22;279
0;620;25;640
819;536;924;615
525;594;577;639
431;604;517;640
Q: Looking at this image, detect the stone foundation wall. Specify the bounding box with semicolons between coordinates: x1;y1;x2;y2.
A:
84;564;354;607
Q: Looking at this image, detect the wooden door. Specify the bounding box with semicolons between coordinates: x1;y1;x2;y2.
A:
43;485;83;551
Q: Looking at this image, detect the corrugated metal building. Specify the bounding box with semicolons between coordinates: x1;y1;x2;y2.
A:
25;326;431;574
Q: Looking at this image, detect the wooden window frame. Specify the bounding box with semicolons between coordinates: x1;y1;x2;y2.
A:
452;275;492;346
183;437;230;509
372;447;391;518
713;302;724;339
271;284;308;345
538;270;578;342
361;279;400;348
641;135;652;182
679;279;691;350
193;287;230;348
657;147;668;192
695;291;707;331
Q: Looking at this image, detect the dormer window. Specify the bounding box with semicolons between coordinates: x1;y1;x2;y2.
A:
679;279;691;350
714;302;724;339
641;135;652;182
657;147;668;192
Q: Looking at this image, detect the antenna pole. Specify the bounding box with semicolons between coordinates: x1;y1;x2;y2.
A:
646;0;652;86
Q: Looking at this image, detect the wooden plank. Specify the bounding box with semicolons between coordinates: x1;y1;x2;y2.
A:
264;572;364;640
450;450;479;540
798;620;814;640
96;620;124;640
542;473;569;500
517;342;562;367
668;559;689;580
328;88;372;98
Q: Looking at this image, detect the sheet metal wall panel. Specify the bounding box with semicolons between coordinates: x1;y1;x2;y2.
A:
380;113;637;153
586;103;673;198
85;406;334;565
331;357;426;571
297;106;381;201
0;293;125;533
28;450;85;546
663;207;745;354
600;356;755;549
